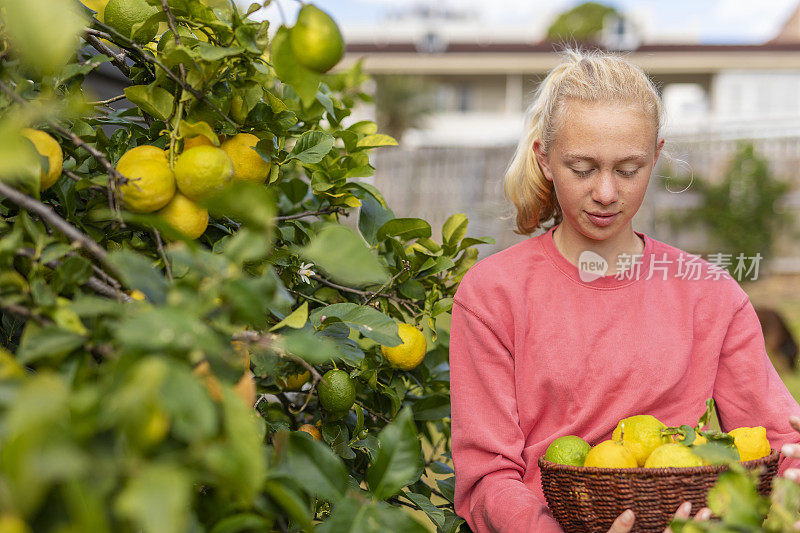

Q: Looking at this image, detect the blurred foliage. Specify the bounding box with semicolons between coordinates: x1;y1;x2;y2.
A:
546;1;620;43
665;142;794;267
0;0;495;531
373;75;436;144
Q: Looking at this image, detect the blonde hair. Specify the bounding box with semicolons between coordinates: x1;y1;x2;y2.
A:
504;48;664;235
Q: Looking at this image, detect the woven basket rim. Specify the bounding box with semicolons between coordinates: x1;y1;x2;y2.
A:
538;448;780;476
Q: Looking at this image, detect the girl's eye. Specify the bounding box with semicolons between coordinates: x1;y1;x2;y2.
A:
571;168;593;177
618;169;639;177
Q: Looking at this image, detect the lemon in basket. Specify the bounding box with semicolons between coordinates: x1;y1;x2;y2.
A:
728;426;771;461
644;443;704;468
583;440;638;468
612;414;670;466
544;436;591;466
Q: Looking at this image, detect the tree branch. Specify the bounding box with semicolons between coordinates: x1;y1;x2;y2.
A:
275;206;345;222
0;182;117;275
86;24;239;128
152;229;173;281
83;33;131;78
0;79;126;223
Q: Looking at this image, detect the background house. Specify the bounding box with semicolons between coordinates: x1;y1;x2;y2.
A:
334;2;800;272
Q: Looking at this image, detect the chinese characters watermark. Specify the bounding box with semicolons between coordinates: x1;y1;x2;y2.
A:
576;252;762;283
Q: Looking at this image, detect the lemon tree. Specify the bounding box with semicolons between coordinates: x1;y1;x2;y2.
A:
0;1;495;531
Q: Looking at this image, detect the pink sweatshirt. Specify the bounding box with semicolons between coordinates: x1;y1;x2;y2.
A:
449;225;800;532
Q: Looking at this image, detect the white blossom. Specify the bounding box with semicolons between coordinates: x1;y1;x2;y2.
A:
297;262;316;284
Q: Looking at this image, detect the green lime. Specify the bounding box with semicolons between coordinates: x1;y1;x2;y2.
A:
317;369;356;414
289;5;344;73
544;435;592;466
103;0;159;43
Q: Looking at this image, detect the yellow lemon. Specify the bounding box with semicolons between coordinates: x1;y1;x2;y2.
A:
183;134;214;151
234;371;256;407
644;443;704;468
157;192;209;239
174;145;234;201
612;414;670;466
117;159;176;213
276;371;311;391
583;440;638;468
116;144;168;168
729;426;771;461
20;128;63;190
0;514;31;533
380;323;427;371
80;0;108;20
298;423;322;441
127;289;146;301
221;133;271;184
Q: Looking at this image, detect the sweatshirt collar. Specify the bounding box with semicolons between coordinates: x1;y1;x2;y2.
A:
539;225;654;289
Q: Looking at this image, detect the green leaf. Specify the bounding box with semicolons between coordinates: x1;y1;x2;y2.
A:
692;441;740;464
358;193;394;246
114;464;192;533
277;431;348;502
0;0;86;75
277;328;340;364
220;229;271;266
195;42;244;61
377;218;432;242
124;85;175;122
417;256;455;278
441;213;468;247
270;301;308;331
301;224;389;287
411;394;451;421
161;364;218;443
403;492;445;529
366;406;423;500
270;26;321;107
262;479;314;532
317;497;428;533
706;469;767;527
436;476;456;503
204;181;276;232
431;298;453;317
286;130;335;164
108;250;169;305
209;514;272;533
458;236;496;251
310;303;402;346
113;307;226;357
17;324;85;364
356;134;398;149
398;280;426;300
178;120;220;146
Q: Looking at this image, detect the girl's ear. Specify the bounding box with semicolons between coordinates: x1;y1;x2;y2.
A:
654;136;666;165
532;139;553;182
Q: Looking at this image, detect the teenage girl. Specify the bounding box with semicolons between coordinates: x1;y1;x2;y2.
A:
449;48;800;532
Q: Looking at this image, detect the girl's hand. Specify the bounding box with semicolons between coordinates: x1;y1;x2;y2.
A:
606;501;712;533
781;415;800;483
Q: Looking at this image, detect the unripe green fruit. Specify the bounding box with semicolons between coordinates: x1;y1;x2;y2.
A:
289;5;344;73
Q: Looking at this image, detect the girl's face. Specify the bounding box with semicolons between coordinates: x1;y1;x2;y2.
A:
533;99;664;243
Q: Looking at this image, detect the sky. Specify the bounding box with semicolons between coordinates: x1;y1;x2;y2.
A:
242;0;800;44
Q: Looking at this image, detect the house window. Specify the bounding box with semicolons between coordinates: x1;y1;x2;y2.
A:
456;82;472;112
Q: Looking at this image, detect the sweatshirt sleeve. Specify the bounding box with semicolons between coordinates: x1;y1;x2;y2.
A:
712;296;800;474
450;298;563;532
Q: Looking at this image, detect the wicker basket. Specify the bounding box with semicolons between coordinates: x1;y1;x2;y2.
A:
538;450;780;533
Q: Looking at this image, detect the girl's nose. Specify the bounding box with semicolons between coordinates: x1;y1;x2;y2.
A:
592;171;619;205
